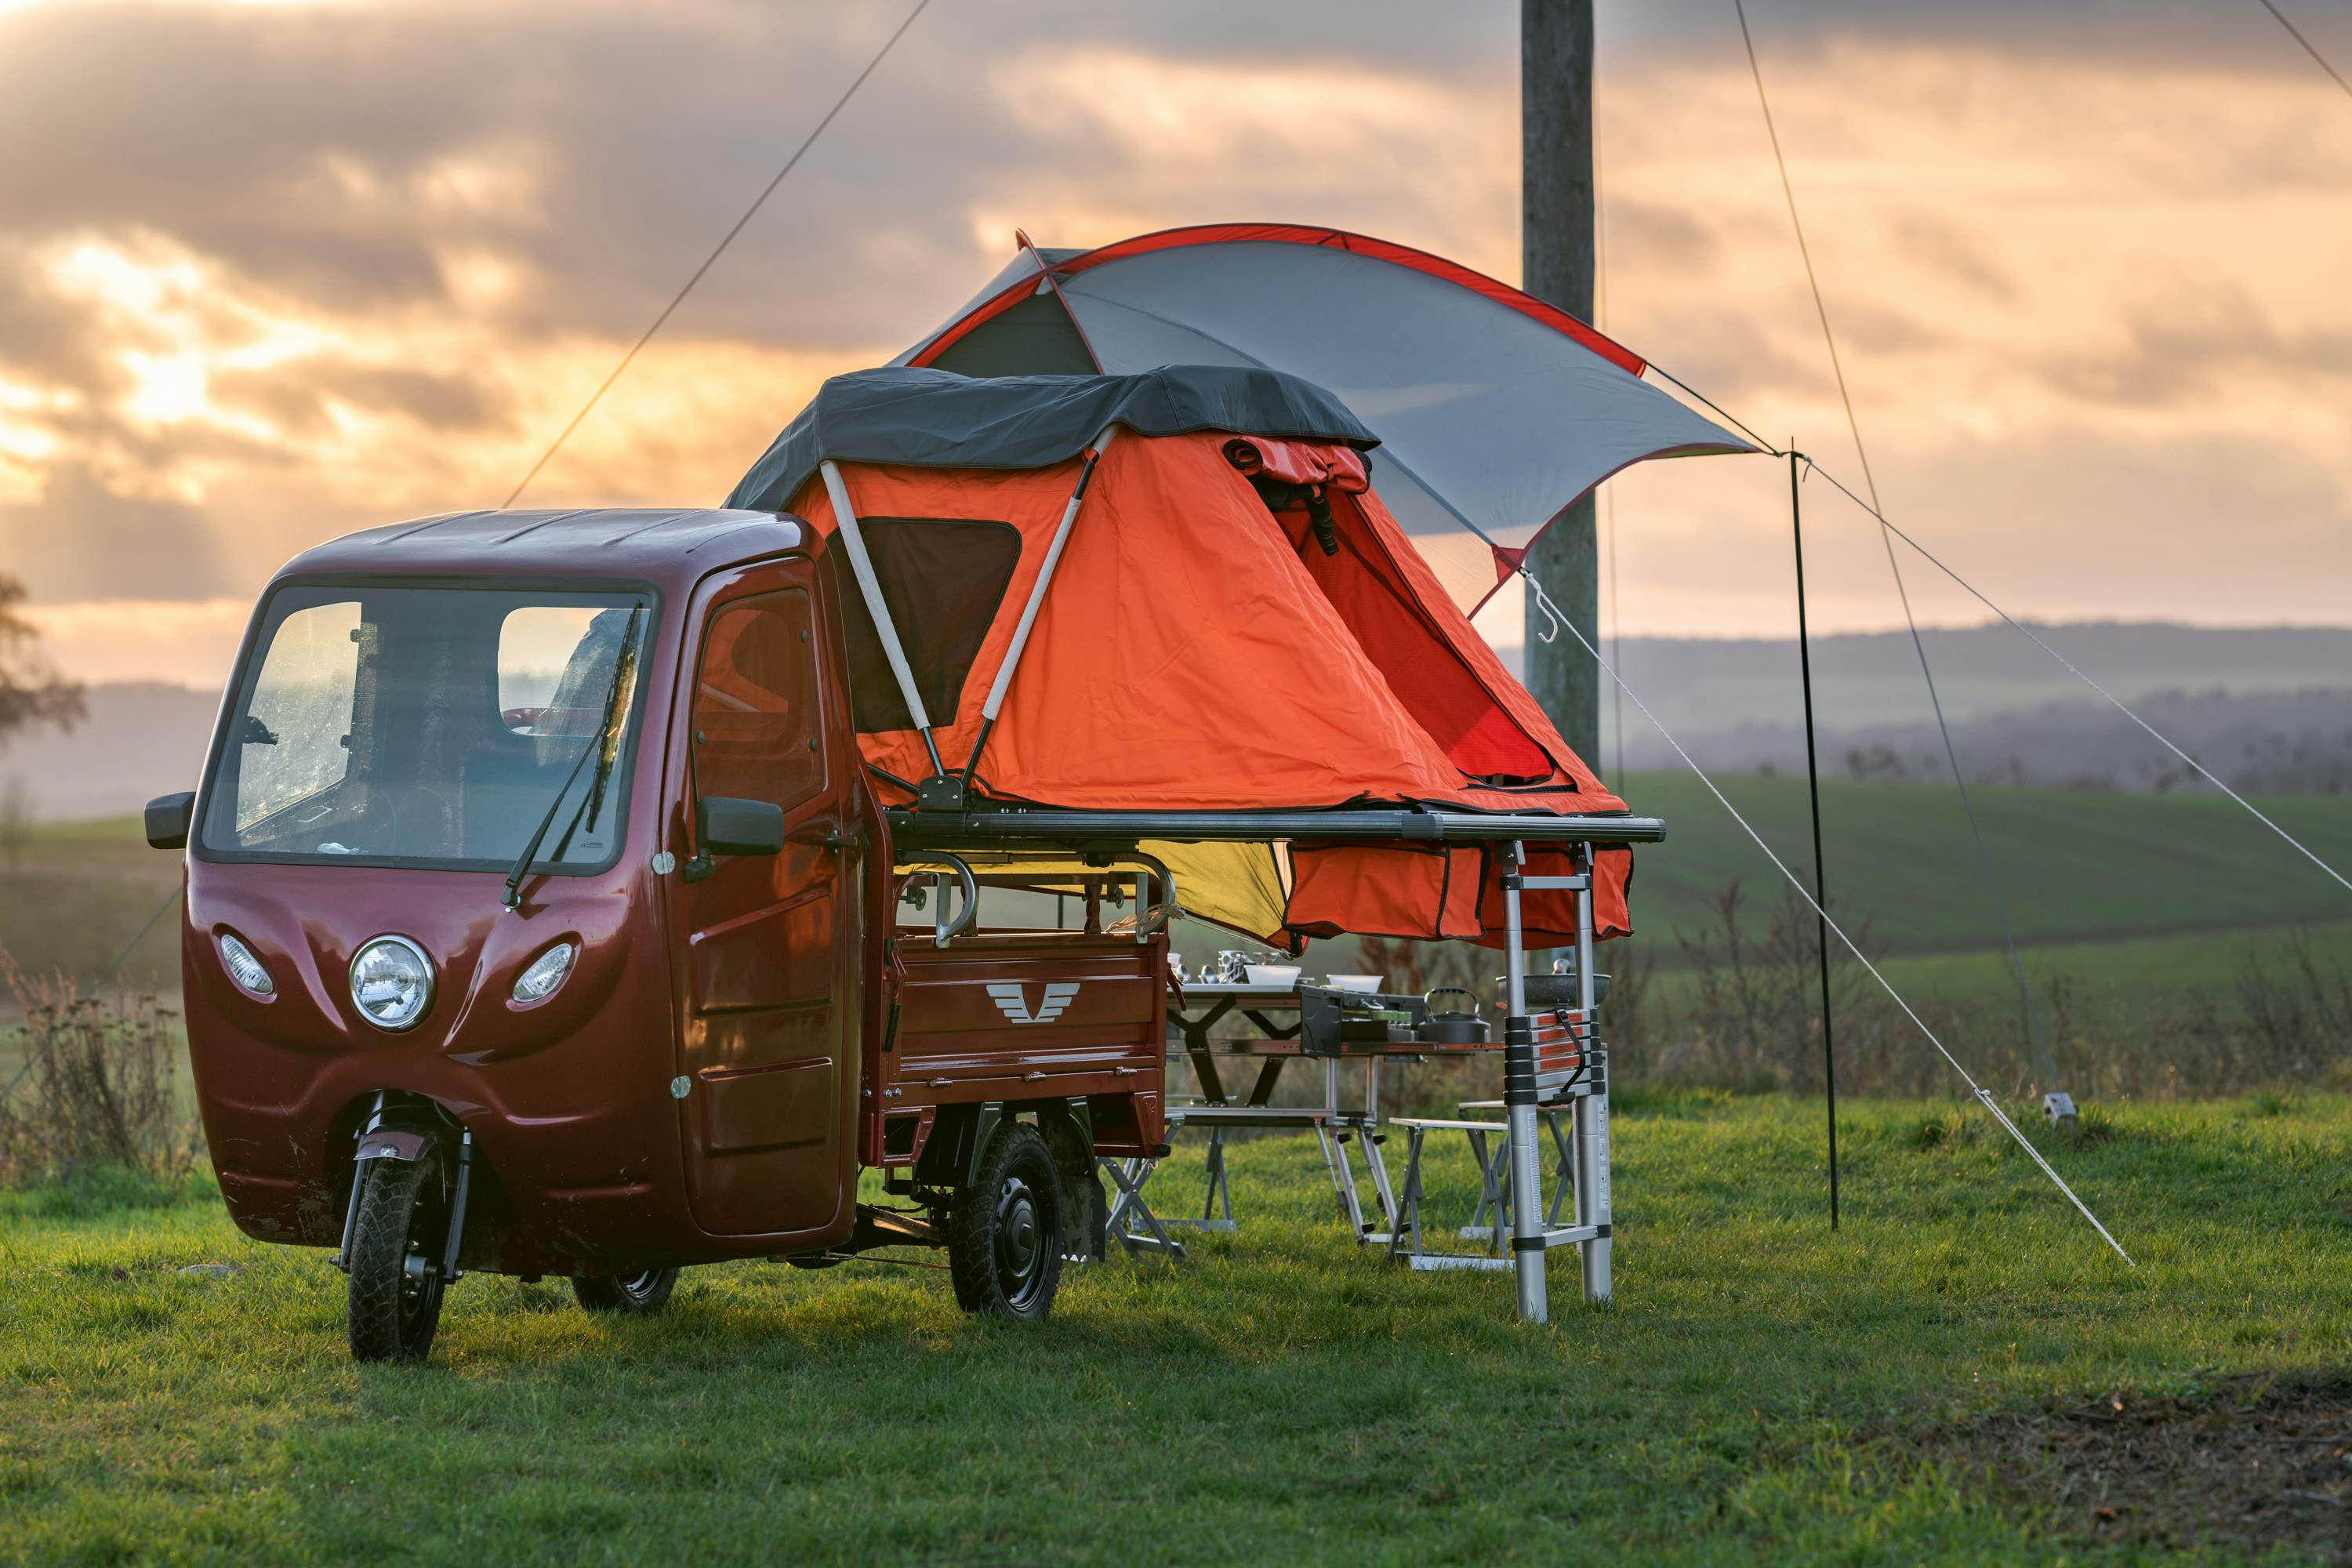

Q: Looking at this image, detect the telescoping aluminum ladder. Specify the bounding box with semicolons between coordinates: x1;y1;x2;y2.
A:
1497;838;1611;1320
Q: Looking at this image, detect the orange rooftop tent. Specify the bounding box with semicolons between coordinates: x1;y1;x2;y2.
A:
727;364;1648;949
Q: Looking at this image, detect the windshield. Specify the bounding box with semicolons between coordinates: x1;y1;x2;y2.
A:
199;583;655;871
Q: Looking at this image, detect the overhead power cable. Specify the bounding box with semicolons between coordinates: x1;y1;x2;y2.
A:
1733;0;2060;1088
2256;0;2352;103
501;0;935;508
1799;460;2352;899
1521;568;2133;1267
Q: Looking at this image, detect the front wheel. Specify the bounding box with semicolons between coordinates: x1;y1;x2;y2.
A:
572;1268;679;1314
346;1155;448;1363
948;1123;1064;1320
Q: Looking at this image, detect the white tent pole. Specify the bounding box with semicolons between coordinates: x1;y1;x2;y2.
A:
980;427;1116;727
820;459;945;778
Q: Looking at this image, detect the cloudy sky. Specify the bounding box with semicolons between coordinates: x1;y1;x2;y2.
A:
2;0;2348;686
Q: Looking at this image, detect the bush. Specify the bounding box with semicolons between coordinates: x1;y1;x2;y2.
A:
0;965;199;1190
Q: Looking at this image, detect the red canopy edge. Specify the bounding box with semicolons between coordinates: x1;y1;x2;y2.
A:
910;223;1650;379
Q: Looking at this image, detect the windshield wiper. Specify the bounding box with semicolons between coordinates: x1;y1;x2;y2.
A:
501;604;643;910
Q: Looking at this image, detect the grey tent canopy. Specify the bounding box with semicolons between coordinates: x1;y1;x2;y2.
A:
892;224;1757;614
727;363;1377;514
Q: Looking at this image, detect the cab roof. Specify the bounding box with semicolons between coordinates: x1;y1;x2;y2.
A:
276;507;803;589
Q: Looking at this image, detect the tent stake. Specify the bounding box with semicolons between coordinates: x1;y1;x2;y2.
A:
1791;448;1839;1230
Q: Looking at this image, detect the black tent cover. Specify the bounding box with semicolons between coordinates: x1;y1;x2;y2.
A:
724;364;1379;513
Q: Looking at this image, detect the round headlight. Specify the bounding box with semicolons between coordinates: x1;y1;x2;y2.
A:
216;932;274;996
350;935;434;1032
512;941;576;1004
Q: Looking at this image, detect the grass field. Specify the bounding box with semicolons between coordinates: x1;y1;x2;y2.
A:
5;1096;2348;1564
1616;772;2352;960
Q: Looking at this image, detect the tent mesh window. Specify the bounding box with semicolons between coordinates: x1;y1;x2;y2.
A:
828;518;1022;734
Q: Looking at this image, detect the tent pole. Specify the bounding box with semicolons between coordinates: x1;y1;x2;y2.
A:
1014;227;1105;372
1791;448;1840;1230
820;460;946;780
963;427;1118;792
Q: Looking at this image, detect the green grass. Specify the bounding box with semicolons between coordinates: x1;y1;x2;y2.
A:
4;1096;2347;1564
1618;772;2352;957
0;814;182;993
1645;916;2352;1016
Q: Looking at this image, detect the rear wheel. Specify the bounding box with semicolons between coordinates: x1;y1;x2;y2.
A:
572;1268;679;1315
346;1155;448;1363
948;1123;1064;1320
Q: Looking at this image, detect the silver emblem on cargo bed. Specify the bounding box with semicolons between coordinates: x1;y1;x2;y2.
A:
985;981;1080;1025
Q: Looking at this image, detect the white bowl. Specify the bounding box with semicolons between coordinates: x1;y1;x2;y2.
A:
1325;975;1383;993
1243;963;1302;987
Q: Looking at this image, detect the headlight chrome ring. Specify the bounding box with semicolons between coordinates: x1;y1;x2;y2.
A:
349;935;435;1033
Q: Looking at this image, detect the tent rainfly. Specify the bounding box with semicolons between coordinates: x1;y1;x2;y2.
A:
727;363;1640;951
891;224;1756;615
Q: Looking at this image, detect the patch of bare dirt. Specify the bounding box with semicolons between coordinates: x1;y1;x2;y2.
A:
1902;1370;2352;1562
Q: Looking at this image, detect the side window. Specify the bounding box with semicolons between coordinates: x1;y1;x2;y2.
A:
235;599;362;829
692;590;824;810
499;605;609;735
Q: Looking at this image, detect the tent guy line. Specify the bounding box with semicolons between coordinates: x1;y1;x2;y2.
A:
1733;0;2060;1088
500;0;935;509
1523;564;2136;1269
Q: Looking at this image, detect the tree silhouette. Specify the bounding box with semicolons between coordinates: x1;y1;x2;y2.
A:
0;574;84;745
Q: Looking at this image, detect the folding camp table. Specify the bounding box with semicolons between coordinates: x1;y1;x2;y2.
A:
1103;982;1411;1247
1115;982;1540;1250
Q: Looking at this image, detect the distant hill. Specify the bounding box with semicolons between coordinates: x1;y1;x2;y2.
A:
1507;621;2352;794
1512;620;2352;731
0;682;216;822
1628;686;2352;795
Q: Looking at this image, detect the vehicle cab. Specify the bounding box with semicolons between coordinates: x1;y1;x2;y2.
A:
150;509;1141;1357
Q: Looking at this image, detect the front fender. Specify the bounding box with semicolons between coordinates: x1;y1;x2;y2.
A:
353;1127;434;1164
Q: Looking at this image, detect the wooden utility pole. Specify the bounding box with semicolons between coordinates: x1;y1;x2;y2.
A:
1521;0;1601;768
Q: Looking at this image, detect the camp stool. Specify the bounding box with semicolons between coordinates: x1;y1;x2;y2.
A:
1383;1117;1515;1270
1147;1102;1396;1240
1166;1104;1328;1232
1452;1098;1578;1238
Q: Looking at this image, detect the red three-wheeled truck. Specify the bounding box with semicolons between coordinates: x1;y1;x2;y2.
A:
147;366;1659;1359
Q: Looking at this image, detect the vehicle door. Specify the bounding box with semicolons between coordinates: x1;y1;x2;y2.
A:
668;562;860;1239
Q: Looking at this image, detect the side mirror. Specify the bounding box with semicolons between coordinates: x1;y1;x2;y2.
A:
146;791;196;850
696;796;784;857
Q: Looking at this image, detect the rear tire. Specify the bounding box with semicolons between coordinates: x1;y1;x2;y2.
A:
948;1123;1064;1320
347;1156;448;1363
572;1268;679;1314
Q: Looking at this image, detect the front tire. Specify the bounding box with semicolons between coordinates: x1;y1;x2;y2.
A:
572;1268;679;1314
948;1123;1064;1320
347;1156;448;1363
